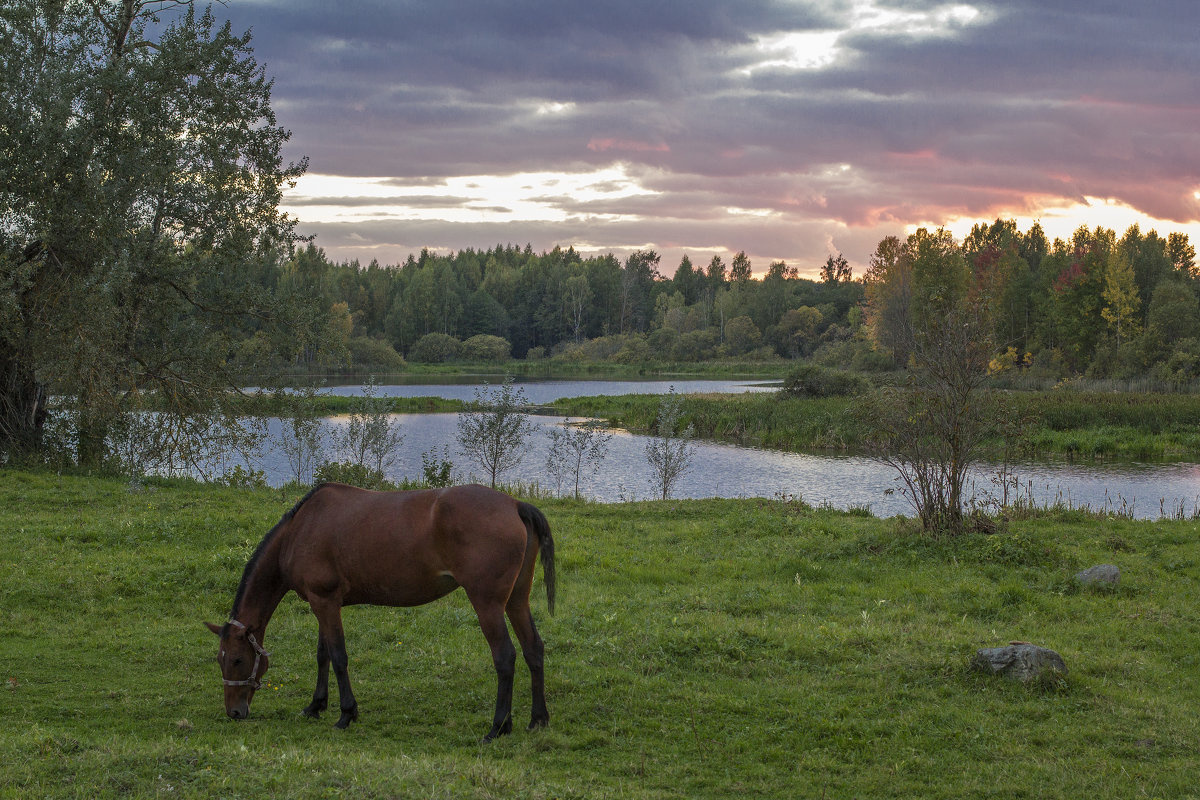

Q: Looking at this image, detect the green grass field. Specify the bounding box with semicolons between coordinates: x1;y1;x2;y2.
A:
2;471;1198;798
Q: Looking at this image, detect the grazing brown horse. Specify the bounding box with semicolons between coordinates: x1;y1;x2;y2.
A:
205;482;555;738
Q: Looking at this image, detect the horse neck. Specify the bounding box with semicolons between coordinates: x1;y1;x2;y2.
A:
232;534;289;638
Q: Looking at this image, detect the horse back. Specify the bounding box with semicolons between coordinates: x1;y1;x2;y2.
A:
278;483;530;607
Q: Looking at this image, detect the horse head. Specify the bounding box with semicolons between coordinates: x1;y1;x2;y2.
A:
205;620;270;720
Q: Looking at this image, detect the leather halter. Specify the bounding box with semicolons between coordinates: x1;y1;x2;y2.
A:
222;619;270;689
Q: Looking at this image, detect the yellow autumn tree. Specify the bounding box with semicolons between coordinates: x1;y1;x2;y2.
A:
1101;248;1142;347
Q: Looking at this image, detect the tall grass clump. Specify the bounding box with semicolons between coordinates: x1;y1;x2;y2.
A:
781;364;872;398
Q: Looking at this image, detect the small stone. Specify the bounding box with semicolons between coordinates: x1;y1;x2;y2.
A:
1075;564;1120;586
971;643;1068;683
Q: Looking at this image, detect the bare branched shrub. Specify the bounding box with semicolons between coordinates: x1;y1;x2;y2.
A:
546;419;613;499
329;376;404;475
277;385;325;486
859;306;996;534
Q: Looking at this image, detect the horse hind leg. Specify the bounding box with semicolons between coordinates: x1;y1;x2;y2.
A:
506;595;548;730
470;598;517;741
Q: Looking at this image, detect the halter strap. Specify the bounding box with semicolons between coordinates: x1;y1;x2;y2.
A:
223;619;270;689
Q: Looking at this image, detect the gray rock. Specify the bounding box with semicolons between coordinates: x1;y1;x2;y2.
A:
971;643;1068;683
1075;564;1120;586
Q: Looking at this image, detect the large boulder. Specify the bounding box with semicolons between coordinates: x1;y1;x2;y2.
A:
971;643;1068;683
1075;564;1120;586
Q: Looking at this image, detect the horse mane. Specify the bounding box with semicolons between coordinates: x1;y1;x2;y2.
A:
226;483;326;627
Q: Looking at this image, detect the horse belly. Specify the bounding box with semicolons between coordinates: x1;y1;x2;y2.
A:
340;558;460;607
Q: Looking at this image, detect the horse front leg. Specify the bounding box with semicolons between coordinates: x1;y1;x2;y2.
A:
301;635;329;719
328;630;358;729
310;599;358;729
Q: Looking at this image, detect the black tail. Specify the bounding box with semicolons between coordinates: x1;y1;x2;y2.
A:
517;501;555;616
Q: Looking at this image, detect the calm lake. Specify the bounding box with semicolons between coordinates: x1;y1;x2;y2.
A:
239;379;1199;520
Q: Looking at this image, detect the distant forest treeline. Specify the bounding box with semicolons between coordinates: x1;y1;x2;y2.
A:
267;243;864;367
258;218;1199;383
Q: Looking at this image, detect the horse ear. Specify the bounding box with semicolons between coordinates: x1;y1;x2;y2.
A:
205;622;223;636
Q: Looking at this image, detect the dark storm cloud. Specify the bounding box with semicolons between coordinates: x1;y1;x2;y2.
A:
218;0;847;174
213;0;1200;267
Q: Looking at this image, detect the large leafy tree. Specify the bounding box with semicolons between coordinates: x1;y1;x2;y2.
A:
0;1;309;465
1049;227;1112;368
861;235;911;365
618;250;660;334
1101;247;1142;347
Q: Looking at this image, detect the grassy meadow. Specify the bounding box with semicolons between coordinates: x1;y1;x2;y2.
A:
2;471;1199;798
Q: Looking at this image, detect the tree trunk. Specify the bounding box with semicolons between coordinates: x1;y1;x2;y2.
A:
0;344;48;459
76;410;110;469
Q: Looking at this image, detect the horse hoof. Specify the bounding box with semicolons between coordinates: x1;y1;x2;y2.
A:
483;717;514;741
527;717;549;731
334;707;358;729
302;707;321;719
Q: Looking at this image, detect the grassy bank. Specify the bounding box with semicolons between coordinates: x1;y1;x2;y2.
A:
231;393;465;416
550;390;1200;460
2;472;1199;798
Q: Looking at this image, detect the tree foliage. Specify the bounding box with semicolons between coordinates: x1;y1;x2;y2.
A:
328;377;404;477
820;253;852;284
0;0;308;464
1101;248;1142;347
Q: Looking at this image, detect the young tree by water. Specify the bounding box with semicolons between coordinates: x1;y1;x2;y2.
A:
279;386;326;486
456;379;537;488
546;419;613;499
645;388;697;500
329;377;404;476
859;313;998;533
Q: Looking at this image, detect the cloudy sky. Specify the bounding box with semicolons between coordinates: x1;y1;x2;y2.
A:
213;0;1200;277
